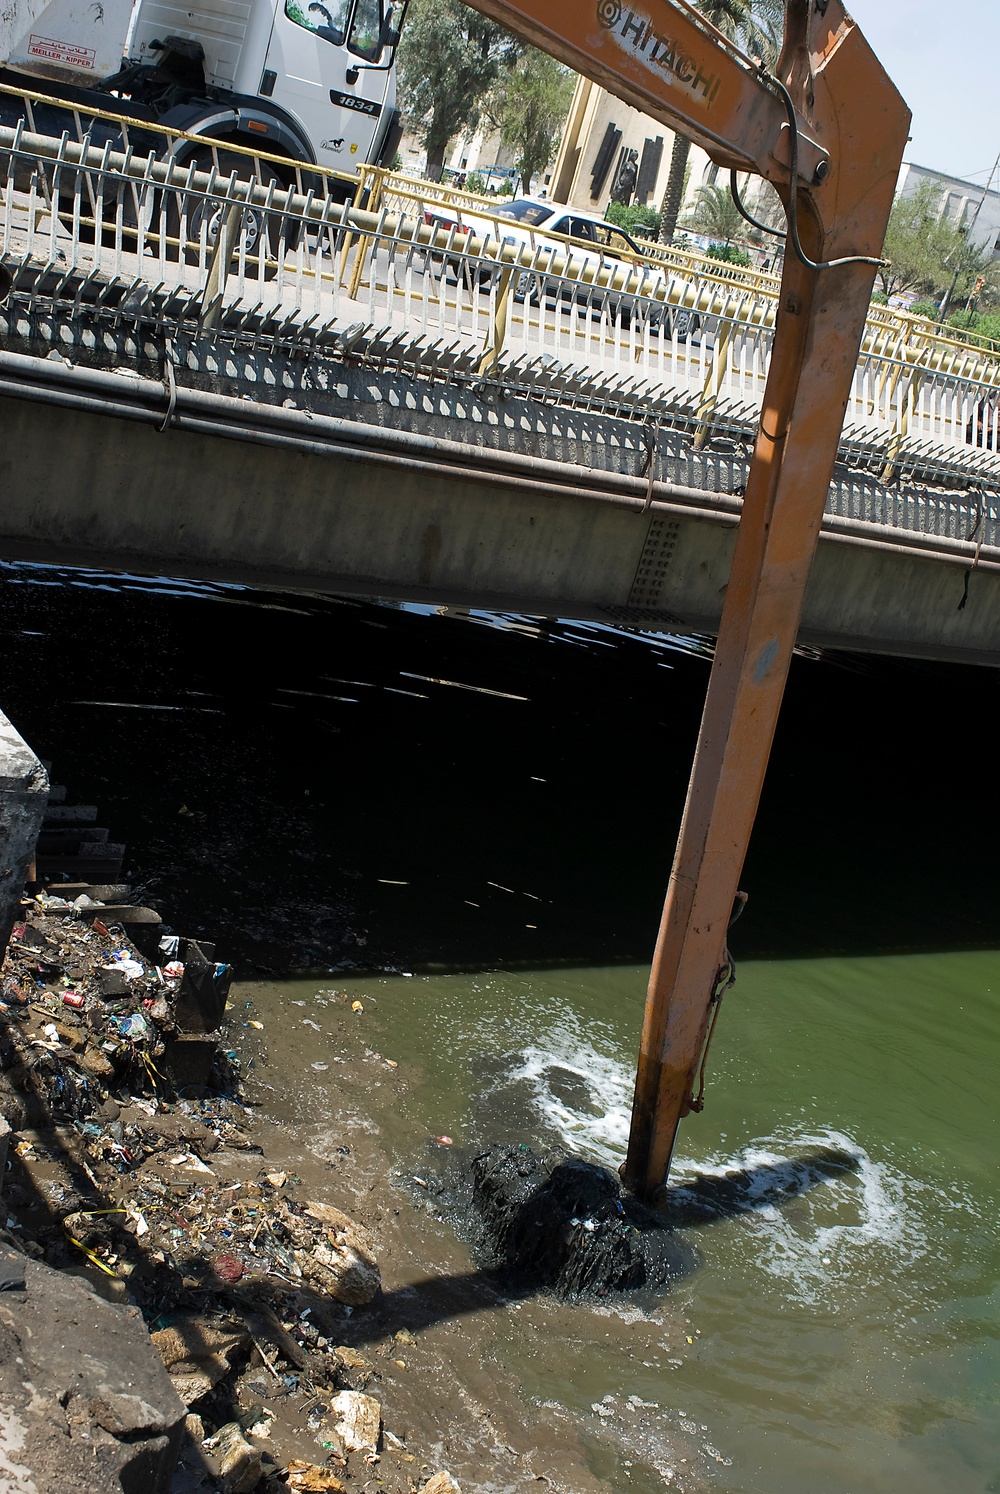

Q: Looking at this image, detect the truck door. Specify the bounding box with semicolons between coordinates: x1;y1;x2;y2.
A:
265;0;392;172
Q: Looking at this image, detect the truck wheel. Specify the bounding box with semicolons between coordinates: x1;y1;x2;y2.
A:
172;147;285;279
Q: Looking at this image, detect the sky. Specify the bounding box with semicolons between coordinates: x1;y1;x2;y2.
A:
845;0;999;185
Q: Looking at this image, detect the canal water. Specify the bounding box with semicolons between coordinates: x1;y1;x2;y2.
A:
2;562;998;1492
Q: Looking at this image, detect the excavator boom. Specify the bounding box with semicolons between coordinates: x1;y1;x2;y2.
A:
460;0;911;1199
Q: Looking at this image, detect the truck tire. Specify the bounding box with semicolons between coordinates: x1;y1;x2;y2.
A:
172;147;285;279
56;172;144;251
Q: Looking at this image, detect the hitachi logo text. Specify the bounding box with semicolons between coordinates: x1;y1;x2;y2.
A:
597;4;721;105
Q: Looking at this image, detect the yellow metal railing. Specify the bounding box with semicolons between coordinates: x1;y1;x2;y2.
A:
4;76;1000;484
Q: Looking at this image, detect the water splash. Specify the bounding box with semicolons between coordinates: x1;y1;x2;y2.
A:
493;1035;986;1311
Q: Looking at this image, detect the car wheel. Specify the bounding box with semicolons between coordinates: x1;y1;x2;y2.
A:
674;307;700;340
513;269;542;304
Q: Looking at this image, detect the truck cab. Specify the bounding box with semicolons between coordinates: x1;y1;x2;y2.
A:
1;0;404;176
127;0;402;170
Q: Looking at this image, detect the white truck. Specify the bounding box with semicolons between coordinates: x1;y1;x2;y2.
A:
0;0;405;191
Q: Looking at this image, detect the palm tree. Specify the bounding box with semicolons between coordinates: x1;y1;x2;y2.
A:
687;182;745;245
656;0;783;245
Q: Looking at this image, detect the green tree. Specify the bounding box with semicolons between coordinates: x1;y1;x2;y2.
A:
484;49;575;196
706;240;752;266
656;0;783;245
605;201;662;238
686;182;744;245
397;0;519;182
878;181;998;307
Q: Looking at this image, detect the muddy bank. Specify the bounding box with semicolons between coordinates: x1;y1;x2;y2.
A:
0;891;470;1493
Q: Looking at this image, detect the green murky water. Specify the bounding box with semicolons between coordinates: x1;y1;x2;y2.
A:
244;949;999;1492
2;564;998;1490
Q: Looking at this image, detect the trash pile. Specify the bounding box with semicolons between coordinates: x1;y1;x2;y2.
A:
1;890;234;1119
0;890;459;1492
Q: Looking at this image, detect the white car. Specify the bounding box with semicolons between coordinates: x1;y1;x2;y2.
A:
424;197;701;336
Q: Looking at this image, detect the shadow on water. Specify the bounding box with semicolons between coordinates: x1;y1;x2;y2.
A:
1;562;998;974
656;1145;861;1228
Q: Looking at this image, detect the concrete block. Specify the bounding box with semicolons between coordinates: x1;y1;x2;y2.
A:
37;826;110;850
0;711;49;959
42;804;98;823
0;1112;10;1194
0;1252;186;1493
163;1034;218;1092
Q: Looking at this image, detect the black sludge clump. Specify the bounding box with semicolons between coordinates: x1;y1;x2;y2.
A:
471;1144;695;1298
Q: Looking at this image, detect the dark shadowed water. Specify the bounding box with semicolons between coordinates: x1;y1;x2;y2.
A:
2;562;998;1492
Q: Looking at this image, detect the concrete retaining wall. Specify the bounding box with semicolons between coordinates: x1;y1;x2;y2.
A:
0;711;48;958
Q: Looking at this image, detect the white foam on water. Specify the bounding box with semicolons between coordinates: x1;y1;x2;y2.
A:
503;1033;634;1162
491;1033;986;1310
666;1125;986;1308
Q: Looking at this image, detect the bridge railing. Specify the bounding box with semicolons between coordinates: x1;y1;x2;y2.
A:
3;86;1000;507
356;160;1000;371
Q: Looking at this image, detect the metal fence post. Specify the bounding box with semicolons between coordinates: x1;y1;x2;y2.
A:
345;172;385;299
200;189;244;328
477;265;514;375
692;290;735;449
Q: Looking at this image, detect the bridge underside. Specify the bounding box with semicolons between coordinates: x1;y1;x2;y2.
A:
2;310;999;668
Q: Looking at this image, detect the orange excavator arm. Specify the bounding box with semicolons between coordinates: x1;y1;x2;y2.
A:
461;0;911;1199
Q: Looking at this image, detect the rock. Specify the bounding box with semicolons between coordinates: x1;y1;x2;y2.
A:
54;1021;86;1052
0;1112;10;1188
97;967;130;997
0;711;48;960
0;1074;28;1130
81;1046;116;1079
286;1460;347;1491
211;1420;262;1492
0;1251;185;1493
235;1303;311;1371
422;1475;463;1494
151;1314;250;1406
140;1111;220;1154
296;1202;380;1305
329;1390;381;1453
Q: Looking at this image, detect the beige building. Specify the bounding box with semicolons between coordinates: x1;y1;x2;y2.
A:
895;162;1000;260
549;74;715;217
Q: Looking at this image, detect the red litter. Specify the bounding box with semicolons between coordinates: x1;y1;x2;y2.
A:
435;1135;453;1146
214;1252;244;1283
62;992;86;1010
93;920;111;938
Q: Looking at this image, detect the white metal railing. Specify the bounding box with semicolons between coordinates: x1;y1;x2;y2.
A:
3;82;1000;518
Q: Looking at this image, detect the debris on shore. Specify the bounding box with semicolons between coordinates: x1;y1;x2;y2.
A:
0;857;462;1493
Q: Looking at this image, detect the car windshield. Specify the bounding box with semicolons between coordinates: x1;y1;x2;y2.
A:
592;222;639;254
497;200;554;227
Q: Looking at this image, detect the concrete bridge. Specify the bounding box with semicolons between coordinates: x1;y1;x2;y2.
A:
2;103;999;665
